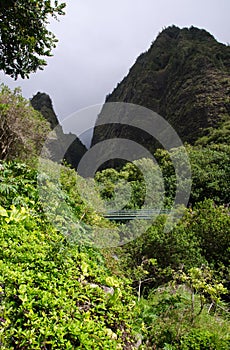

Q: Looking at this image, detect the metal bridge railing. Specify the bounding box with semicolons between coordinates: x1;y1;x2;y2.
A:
102;209;170;220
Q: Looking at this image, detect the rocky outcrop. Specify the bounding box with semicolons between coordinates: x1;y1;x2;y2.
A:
31;92;87;169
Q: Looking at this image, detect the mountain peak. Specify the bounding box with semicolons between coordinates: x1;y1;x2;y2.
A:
31;92;87;168
92;26;230;150
31;92;59;129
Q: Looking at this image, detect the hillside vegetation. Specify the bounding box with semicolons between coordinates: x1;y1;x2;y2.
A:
0;85;50;163
0;26;230;349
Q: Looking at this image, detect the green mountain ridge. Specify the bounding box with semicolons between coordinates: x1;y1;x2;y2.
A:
91;25;230;150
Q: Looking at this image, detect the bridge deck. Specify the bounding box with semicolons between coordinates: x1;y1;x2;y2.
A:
103;209;170;220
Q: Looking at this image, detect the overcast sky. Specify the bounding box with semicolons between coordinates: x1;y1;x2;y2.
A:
1;0;230;143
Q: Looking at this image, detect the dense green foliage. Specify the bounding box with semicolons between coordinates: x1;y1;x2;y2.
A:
0;214;135;349
0;85;50;162
0;0;66;78
155;144;230;206
93;134;230;348
0;161;136;349
95;158;164;210
95;143;230;209
0;86;87;169
135;284;229;349
1;156;229;349
116;200;229;284
196;118;230;147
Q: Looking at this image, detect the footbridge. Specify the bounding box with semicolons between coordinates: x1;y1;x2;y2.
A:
103;209;170;220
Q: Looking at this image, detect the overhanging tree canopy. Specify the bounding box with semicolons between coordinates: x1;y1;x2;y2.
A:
0;0;66;79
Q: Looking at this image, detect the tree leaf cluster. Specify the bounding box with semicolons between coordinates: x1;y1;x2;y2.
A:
0;0;66;78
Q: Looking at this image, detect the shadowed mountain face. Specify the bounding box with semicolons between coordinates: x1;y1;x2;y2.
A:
31;92;87;169
91;26;230;151
30;92;59;130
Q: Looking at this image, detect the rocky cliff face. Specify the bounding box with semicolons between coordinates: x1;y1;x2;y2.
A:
30;92;59;129
31;92;87;169
91;26;230;150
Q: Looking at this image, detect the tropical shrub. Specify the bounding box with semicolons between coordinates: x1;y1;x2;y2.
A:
0;201;136;349
154;144;230;206
0;85;50;162
134;285;229;349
